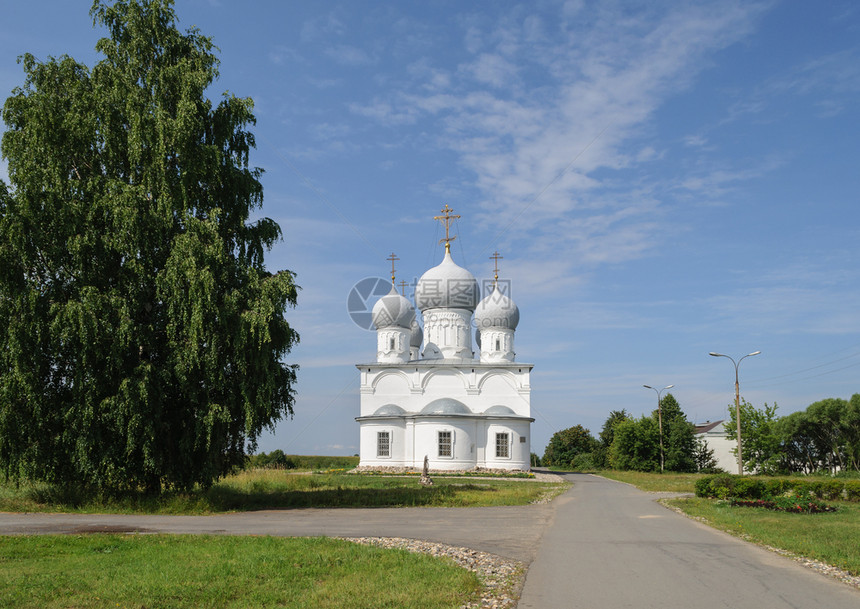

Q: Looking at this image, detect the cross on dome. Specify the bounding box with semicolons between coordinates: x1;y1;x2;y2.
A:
434;204;460;252
490;251;503;286
386;252;399;285
398;279;409;296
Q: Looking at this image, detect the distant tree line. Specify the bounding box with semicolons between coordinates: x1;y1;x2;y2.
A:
542;392;860;476
542;394;716;473
725;395;860;475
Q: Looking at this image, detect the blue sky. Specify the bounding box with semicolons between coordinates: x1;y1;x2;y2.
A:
2;1;859;457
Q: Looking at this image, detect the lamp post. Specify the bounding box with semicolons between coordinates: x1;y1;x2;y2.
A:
643;384;674;473
709;351;761;475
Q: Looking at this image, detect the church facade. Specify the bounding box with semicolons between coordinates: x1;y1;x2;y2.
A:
356;206;534;471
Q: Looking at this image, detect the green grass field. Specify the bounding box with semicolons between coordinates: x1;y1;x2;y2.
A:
0;535;481;609
0;470;569;514
596;470;701;493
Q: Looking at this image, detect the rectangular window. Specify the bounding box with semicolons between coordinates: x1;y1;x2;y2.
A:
377;431;390;458
496;433;510;459
438;430;452;457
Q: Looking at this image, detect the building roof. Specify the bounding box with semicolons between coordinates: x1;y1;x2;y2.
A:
694;420;725;434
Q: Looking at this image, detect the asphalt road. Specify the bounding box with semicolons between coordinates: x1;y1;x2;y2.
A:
519;473;859;609
0;503;553;563
1;473;858;608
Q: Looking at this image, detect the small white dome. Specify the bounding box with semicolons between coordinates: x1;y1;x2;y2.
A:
420;398;473;415
415;250;480;312
409;318;423;347
373;404;407;416
484;405;516;415
475;285;519;330
372;284;415;329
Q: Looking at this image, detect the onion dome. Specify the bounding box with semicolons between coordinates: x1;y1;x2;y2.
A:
371;284;415;329
409;318;423;348
415;250;480;312
474;285;519;330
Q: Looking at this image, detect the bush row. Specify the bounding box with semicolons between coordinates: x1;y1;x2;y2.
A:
246;452;360;471
695;474;860;501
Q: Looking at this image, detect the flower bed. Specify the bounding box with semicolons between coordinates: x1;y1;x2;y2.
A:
730;496;839;514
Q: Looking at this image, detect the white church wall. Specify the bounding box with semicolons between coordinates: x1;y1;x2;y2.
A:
358;419;407;468
420;368;469;395
475;371;530;416
413;418;477;470
482;420;531;469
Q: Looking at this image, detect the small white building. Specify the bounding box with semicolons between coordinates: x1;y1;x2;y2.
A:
694;420;739;473
356;208;533;471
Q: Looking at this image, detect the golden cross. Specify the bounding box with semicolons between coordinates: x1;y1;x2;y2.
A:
490;251;503;285
433;204;460;252
386;252;399;285
398;280;409;296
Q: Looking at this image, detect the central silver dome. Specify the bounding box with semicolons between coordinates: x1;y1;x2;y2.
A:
415;250;480;312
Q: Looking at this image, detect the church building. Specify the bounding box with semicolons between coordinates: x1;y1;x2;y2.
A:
356;206;534;471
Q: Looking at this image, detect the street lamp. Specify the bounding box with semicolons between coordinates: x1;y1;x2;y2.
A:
643;384;674;473
709;351;761;475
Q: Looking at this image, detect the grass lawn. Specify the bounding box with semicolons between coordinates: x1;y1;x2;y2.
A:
0;470;569;514
665;497;860;576
0;534;481;609
595;470;702;493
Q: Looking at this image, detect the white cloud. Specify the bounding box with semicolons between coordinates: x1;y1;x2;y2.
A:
325;44;374;67
300;12;346;43
336;2;767;271
463;53;519;88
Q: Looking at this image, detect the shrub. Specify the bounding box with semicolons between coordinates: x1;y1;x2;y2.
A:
733;477;765;499
696;474;859;502
696;473;736;499
571;453;596;471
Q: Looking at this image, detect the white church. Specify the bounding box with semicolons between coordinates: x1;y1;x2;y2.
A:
356;206;534;471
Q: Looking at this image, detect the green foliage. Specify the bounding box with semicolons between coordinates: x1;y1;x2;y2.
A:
605;395;696;473
283;455;360;471
247;450;297;470
609;416;660;472
530;452;542;467
775;394;860;474
542;424;598;467
657;394;697;472
724;400;781;474
694;474;860;502
570;452;597;471
0;1;298;493
593;409;628;468
731;495;838;514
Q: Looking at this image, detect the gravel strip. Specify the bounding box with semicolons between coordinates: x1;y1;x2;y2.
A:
341;537;525;609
